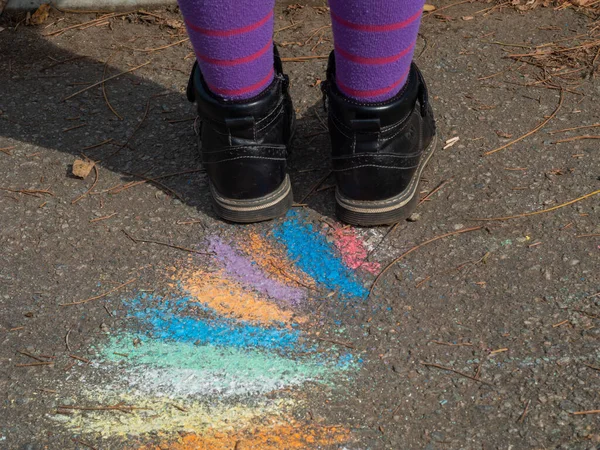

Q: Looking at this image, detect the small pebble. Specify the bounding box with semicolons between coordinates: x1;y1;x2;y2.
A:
407;213;421;222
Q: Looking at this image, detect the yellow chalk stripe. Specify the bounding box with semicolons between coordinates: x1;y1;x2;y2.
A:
57;395;294;437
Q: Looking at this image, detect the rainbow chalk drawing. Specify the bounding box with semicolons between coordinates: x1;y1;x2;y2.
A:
57;211;378;448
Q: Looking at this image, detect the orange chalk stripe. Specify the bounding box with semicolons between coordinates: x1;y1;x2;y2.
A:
138;424;351;450
179;269;305;327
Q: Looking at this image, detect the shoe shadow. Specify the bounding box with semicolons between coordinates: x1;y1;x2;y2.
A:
288;100;336;221
0;11;339;224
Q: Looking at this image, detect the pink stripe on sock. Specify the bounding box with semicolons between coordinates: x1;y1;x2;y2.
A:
185;10;273;37
197;40;273;67
331;9;421;33
207;68;274;97
335;40;416;65
337;65;410;100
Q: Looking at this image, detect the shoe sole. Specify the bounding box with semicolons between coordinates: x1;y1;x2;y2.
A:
335;136;438;226
210;175;293;223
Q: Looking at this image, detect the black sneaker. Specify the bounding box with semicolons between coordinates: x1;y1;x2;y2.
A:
322;52;437;226
186;47;295;223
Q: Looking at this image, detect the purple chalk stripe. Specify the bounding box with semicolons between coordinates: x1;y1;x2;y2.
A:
208;236;305;304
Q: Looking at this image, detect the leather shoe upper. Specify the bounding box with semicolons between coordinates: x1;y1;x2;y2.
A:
187;48;295;200
322;52;436;202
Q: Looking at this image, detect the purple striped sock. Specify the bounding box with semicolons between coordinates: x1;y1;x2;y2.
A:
329;0;425;103
177;0;275;100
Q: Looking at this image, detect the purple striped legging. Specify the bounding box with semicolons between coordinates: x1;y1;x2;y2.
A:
177;0;425;102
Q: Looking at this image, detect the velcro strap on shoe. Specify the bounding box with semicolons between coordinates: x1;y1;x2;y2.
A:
351;118;381;153
225;117;255;130
350;118;381;132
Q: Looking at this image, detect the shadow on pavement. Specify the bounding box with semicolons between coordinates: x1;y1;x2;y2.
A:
0;10;337;223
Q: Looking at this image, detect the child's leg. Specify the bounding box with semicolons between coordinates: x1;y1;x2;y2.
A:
329;0;425;102
177;0;275;100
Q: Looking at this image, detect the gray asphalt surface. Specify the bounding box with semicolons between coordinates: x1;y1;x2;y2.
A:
1;2;599;449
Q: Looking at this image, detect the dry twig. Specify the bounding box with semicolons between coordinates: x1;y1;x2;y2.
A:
102;51;123;120
102;92;169;160
552;319;569;328
60;279;136;306
45;12;132;36
473;189;600;221
275;20;304;33
127;38;189;53
118;171;185;201
70;354;91;364
421;361;493;385
17;351;46;362
418;178;453;206
549;122;600;134
369;227;483;298
423;0;473;18
571;410;600;415
552;135;600;144
106;169;203;195
71;164;98;204
431;340;473;347
485;92;564;156
63;62;150;101
89;212;117;223
298;170;332;203
82;139;113;151
122;230;213;256
71;439;97;450
65;328;72;351
314;336;355;349
16;362;54;367
0;187;54;197
517;400;532;424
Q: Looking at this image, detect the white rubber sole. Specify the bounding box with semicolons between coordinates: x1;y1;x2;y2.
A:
336;136;438;226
